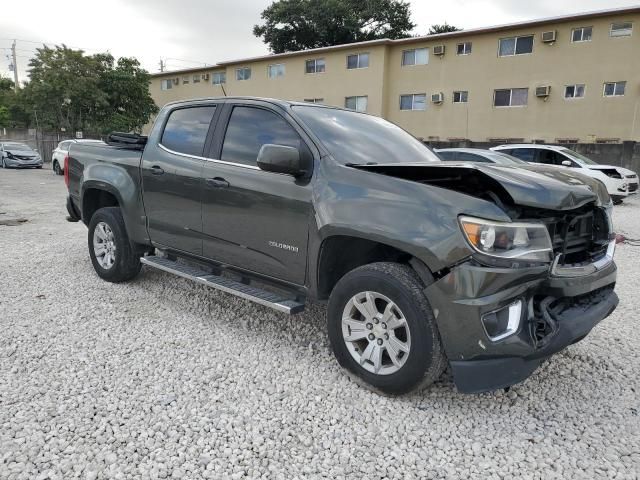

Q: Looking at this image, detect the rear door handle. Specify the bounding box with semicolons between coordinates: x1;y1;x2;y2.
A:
206;177;229;188
151;165;164;175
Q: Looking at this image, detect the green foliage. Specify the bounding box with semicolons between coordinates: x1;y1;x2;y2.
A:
0;76;30;128
0;106;9;127
19;46;158;134
428;23;461;34
253;0;415;53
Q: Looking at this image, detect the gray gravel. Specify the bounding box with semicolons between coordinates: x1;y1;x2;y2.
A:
1;168;639;480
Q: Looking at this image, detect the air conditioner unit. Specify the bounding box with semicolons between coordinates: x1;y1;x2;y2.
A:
542;30;557;43
433;45;445;56
536;85;551;97
202;73;210;81
431;92;444;104
172;77;180;85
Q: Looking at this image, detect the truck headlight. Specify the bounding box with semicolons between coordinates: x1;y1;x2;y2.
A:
459;216;553;263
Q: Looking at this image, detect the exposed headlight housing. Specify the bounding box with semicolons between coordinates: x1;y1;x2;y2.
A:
459;216;553;264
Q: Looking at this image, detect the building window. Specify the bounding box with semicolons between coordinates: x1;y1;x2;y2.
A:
610;22;633;37
182;76;190;85
456;42;472;55
494;88;528;107
236;67;251;81
192;74;200;84
345;96;368;112
603;81;626;97
399;94;426;111
453;91;468;103
565;84;585;99
212;72;226;85
305;58;325;74
498;35;534;56
401;48;428;66
303;98;324;103
268;64;285;79
161;79;173;91
572;26;592;42
346;53;370;69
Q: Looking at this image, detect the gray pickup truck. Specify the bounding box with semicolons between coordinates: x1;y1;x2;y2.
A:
66;97;619;394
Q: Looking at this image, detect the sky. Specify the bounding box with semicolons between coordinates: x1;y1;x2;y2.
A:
1;0;638;82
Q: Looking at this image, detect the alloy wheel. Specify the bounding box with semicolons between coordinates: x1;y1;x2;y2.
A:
93;222;117;269
341;291;411;375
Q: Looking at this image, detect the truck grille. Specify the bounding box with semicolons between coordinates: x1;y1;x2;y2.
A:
541;206;609;266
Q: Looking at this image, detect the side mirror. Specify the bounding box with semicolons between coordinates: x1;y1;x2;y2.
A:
561;160;572;167
257;144;305;177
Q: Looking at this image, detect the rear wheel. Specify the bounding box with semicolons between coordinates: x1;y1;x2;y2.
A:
88;207;141;283
327;262;446;395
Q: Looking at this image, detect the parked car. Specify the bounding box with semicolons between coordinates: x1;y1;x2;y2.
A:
490;144;638;204
436;148;530;166
65;97;618;395
0;142;43;169
51;139;104;175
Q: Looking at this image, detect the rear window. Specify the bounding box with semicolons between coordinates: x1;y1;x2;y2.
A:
161;106;216;156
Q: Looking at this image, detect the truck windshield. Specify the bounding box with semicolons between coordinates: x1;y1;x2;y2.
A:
292;106;440;165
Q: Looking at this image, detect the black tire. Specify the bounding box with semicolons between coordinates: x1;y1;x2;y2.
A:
53;161;62;175
36;165;43;169
88;207;141;283
327;262;446;395
612;197;623;205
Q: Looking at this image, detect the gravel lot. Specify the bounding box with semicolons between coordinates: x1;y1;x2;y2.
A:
1;167;639;480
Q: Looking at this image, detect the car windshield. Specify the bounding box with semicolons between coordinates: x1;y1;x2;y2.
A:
559;148;598;165
4;143;32;152
292;106;440;165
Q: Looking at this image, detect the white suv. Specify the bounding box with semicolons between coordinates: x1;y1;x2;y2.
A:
51;139;104;175
491;144;638;204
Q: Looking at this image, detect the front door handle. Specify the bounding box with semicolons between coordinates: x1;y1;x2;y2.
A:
206;177;230;188
151;165;164;175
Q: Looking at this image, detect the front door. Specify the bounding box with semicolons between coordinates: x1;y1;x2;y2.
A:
201;103;313;285
141;105;217;255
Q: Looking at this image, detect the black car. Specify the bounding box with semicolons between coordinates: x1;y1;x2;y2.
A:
64;98;618;394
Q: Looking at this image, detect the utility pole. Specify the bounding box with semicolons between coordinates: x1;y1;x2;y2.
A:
11;40;19;90
159;58;165;72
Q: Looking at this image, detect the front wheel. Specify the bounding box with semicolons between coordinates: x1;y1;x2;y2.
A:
88;207;141;283
327;262;446;395
53;161;62;175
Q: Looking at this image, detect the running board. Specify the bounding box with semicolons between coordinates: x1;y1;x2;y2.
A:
140;256;305;314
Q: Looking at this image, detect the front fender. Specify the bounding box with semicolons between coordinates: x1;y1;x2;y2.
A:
312;158;511;274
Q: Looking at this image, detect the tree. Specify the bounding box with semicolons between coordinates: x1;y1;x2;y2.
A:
0;76;30;128
253;0;415;53
428;23;461;34
21;46;158;133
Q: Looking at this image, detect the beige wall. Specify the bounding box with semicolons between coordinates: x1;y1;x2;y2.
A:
148;12;640;142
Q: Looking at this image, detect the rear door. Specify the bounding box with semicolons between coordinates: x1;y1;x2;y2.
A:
141;103;220;255
200;101;314;285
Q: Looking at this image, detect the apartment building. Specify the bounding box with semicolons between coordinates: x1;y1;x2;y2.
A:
148;6;640;143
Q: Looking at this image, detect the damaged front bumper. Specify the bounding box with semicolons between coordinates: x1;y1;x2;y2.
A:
425;258;618;393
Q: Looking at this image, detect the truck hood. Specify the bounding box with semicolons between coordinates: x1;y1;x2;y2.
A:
350;162;602;210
